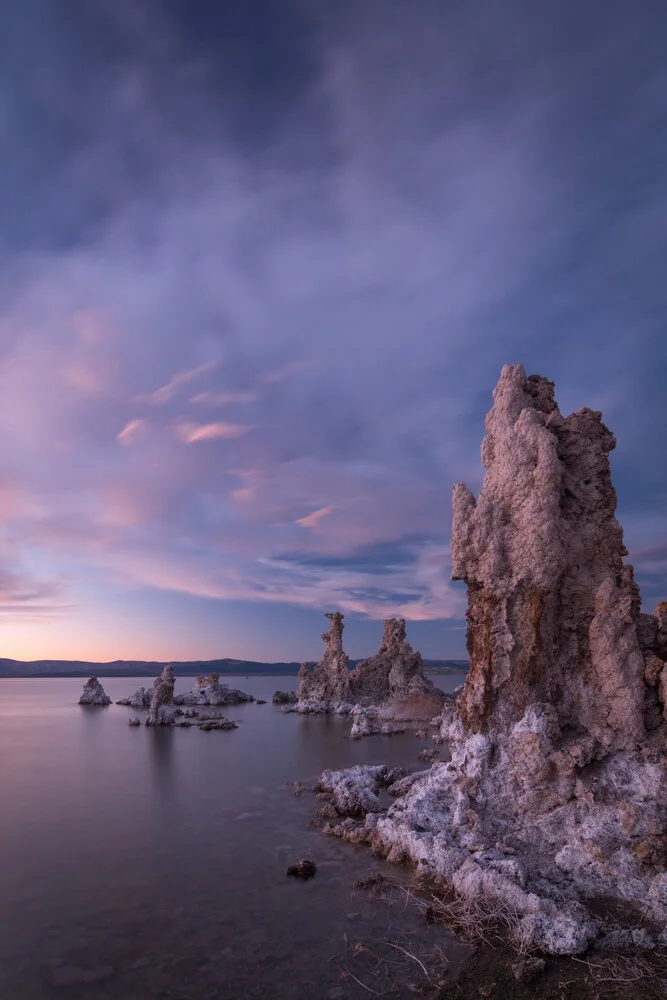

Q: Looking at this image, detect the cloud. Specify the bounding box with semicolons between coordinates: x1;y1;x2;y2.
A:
0;0;664;649
296;505;336;529
191;390;258;406
136;359;220;405
176;422;255;443
117;418;148;445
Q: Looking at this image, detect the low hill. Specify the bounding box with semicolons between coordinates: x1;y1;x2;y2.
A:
0;656;469;678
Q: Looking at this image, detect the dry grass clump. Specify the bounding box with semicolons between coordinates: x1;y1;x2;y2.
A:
346;870;667;1000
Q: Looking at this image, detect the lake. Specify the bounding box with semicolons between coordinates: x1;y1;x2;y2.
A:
0;674;465;999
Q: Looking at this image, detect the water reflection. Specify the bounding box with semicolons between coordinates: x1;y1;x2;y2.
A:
148;726;175;796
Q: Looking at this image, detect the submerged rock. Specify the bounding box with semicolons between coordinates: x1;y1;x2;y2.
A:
286;859;317;879
199;717;237;731
173;673;254;707
116;686;151;709
318;366;667;955
78;677;111;706
145;665;176;726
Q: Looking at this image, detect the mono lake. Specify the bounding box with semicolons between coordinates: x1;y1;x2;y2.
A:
0;674;465;999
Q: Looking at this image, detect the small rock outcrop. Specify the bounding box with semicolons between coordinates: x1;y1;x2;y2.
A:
296;614;444;718
173;673;254;707
272;690;298;705
116;687;151;709
78;677;111;706
286;859;317;879
319;366;667;954
145;665;176;726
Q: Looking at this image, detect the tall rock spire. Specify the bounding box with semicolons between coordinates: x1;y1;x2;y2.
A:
451;363;646;748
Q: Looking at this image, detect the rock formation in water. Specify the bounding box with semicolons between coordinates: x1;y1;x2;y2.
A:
319;365;667;954
173;673;254;707
296;614;444;717
116;686;151;709
145;664;176;726
272;690;298;705
78;677;111;706
297;613;351;706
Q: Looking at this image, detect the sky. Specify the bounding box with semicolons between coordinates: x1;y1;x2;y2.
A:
0;0;665;663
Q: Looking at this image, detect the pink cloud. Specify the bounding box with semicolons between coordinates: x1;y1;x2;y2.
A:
117;418;148;446
136;359;220;405
296;505;336;529
176;421;254;443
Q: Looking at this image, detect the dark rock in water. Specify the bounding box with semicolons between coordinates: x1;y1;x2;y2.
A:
173;673;254;707
128;716;141;727
145;665;176;726
256;699;267;705
199;718;237;731
78;677;111;706
286;859;316;879
272;690;298;705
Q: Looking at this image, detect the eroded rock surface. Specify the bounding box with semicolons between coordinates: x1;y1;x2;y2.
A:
319;365;667;955
78;677;111;706
173;673;254;707
116;687;151;709
145;665;176;726
297;615;444;720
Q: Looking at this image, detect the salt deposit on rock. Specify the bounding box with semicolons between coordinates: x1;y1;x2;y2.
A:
319;764;406;816
319;365;667;955
78;677;111;706
116;687;151;709
173;673;254;707
145;665;176;726
296;614;444;722
128;716;141;727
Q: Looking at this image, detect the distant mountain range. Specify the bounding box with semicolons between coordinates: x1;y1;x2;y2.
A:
0;657;469;678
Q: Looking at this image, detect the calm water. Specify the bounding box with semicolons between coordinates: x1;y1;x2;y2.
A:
0;674;464;999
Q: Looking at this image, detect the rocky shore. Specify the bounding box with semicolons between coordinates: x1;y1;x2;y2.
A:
309;365;667;957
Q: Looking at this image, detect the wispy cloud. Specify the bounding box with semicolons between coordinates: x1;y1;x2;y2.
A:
296;505;336;529
176;421;254;443
117;418;148;446
137;359;220;406
190;390;258;406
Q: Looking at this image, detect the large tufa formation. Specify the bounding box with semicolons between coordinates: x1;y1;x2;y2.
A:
297;613;443;712
78;677;111;706
145;664;176;726
319;366;667;954
451;363;653;746
353;617;442;705
297;612;352;706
